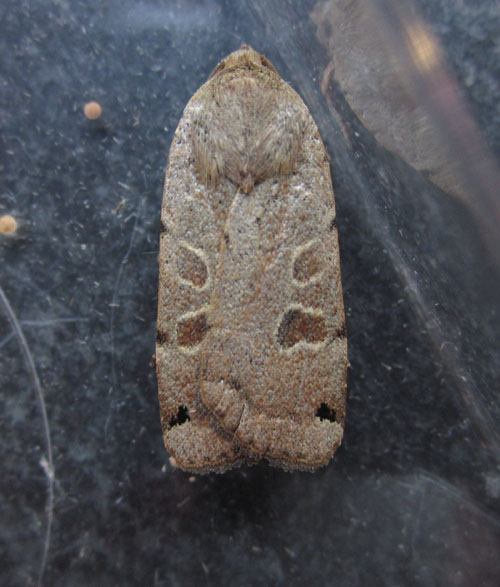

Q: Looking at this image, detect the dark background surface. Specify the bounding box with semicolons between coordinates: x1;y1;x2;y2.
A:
1;1;499;586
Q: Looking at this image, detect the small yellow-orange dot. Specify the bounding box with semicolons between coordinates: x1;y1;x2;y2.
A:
0;214;17;234
0;215;17;235
84;101;102;120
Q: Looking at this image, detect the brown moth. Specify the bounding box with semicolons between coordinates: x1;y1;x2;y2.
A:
156;45;347;473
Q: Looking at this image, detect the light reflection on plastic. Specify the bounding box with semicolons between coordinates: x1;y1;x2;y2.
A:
405;22;441;74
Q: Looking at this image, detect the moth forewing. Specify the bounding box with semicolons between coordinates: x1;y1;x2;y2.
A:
157;45;347;473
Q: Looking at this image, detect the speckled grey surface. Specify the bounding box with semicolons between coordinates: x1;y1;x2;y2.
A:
1;1;499;586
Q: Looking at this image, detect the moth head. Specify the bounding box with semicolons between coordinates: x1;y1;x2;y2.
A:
209;44;279;79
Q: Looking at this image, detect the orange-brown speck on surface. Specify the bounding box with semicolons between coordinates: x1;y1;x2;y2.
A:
84;101;102;120
0;215;18;236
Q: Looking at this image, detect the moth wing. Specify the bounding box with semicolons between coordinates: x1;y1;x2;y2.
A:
156;94;244;473
199;114;347;470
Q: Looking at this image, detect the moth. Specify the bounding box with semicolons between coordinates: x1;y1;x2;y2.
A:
156;45;347;473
